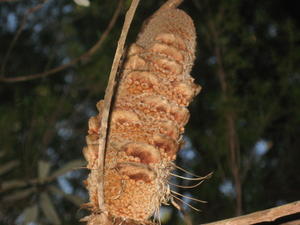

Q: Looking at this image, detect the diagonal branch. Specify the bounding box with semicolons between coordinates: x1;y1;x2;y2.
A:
203;201;300;225
0;0;123;83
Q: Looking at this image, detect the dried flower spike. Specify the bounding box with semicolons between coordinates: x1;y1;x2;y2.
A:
82;1;201;224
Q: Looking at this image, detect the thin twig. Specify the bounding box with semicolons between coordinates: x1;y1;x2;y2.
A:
0;0;123;83
203;201;300;225
208;16;242;215
96;0;140;213
1;0;47;76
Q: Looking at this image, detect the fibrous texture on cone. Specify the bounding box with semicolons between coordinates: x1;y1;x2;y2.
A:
82;1;199;224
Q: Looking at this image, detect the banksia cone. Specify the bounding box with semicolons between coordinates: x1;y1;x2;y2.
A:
82;0;201;224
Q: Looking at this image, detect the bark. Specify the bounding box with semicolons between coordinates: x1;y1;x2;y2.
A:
208;18;242;215
203;201;300;225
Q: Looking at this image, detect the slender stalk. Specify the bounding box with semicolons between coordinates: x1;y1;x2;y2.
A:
208;17;242;215
203;201;300;225
0;0;122;83
96;0;140;214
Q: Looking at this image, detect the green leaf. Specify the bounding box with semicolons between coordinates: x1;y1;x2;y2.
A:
50;159;85;179
23;204;38;224
0;179;27;192
0;160;19;175
2;187;35;202
38;160;51;182
48;185;84;207
40;192;61;225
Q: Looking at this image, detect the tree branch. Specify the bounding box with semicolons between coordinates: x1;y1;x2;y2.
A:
203;201;300;225
208;16;242;215
96;0;140;214
0;0;123;83
1;0;48;77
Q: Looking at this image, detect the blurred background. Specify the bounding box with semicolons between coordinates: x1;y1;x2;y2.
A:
0;0;299;224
